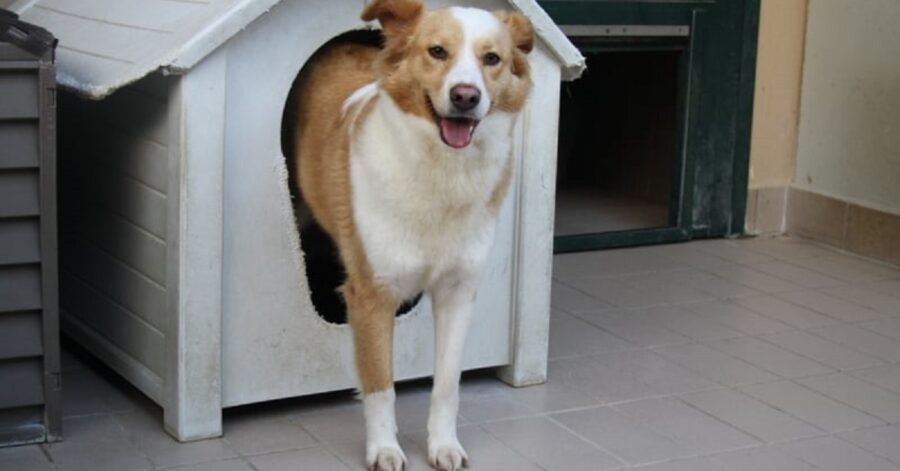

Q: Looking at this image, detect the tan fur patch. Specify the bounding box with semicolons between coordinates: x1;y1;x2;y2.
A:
293;39;401;394
380;9;464;122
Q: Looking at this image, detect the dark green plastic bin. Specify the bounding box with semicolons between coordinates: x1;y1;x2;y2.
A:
0;8;61;447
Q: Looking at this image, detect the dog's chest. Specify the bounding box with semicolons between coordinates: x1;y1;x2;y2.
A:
349;107;511;298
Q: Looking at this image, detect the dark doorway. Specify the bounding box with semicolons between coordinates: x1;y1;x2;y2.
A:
541;1;761;253
555;50;681;236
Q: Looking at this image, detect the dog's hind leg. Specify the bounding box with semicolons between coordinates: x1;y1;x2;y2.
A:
344;280;406;471
427;276;477;471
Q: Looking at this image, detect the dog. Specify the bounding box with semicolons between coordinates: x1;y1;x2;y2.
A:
292;0;533;469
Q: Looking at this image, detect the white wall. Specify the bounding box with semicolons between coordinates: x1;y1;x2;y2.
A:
794;0;900;214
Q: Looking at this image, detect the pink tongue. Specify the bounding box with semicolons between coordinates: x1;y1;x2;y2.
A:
439;118;475;149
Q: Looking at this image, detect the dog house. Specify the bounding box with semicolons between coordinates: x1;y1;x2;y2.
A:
9;0;584;441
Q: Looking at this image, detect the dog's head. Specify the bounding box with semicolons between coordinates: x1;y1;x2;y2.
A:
362;0;533;149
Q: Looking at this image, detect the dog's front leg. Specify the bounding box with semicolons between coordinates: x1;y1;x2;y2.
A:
427;275;477;471
344;280;406;471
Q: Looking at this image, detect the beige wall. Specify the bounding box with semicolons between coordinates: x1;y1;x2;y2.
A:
794;0;900;214
748;0;807;189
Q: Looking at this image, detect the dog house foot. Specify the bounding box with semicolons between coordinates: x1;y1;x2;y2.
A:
495;361;548;387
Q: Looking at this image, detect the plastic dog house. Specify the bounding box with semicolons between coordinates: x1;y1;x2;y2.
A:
10;0;584;441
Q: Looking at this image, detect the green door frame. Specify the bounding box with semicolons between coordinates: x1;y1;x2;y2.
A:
544;0;761;253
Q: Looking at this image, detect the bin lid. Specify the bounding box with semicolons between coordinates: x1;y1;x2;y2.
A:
0;8;56;58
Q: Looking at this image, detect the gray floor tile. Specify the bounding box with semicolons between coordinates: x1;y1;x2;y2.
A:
692;240;775;264
810;324;900;363
594;349;722;396
777;289;885;322
790;255;900;283
45;414;153;471
666;269;763;299
840;425;900;465
554;248;686;280
822;284;900;317
711;445;819;471
551;280;616;313
640;243;734;270
565;276;649;308
548;310;635;359
614;397;759;455
571;309;693;348
848;364;900;394
223;413;318;456
114;407;238;469
648;268;761;299
653;343;779;387
0;445;54;471
636;305;744;341
633;456;726;471
458;390;537;424
778;436;900;471
501;375;607;414
553;406;697;465
293;403;365;444
796;373;900;423
701;263;805;294
483;417;623;471
249;447;350;471
859;318;900;342
706;337;834;378
736;236;839;260
681;300;793;335
865;279;900;298
504;355;660;411
680;389;823;443
740;380;883;432
614;272;717;307
762;330;885;371
734;296;839;329
745;261;846;289
166;458;255;471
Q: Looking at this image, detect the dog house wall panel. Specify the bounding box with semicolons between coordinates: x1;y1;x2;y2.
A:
14;0;584;441
57;73;179;404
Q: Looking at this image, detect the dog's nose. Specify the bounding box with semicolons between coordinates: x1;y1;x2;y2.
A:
450;85;481;111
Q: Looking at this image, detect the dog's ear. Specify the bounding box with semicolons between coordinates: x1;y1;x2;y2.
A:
361;0;424;37
496;11;534;54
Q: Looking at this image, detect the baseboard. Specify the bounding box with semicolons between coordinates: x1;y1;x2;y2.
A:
745;186;788;235
746;186;900;265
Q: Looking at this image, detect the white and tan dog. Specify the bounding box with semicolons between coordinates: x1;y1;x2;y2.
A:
292;0;532;469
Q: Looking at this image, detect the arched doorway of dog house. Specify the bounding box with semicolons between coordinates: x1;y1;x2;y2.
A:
280;29;422;324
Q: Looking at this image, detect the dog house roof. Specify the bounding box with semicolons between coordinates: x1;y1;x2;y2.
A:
8;0;584;99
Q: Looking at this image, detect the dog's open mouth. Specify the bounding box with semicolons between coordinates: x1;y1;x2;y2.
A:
428;96;479;149
439;117;478;149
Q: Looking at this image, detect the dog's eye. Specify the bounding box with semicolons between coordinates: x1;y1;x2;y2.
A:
483;52;501;66
428;45;448;60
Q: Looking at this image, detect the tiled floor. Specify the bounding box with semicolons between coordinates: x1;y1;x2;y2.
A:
4;236;900;470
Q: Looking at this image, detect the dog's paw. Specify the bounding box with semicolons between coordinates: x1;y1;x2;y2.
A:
428;439;469;471
367;444;406;471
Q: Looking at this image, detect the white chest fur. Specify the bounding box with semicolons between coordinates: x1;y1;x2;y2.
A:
348;89;516;301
